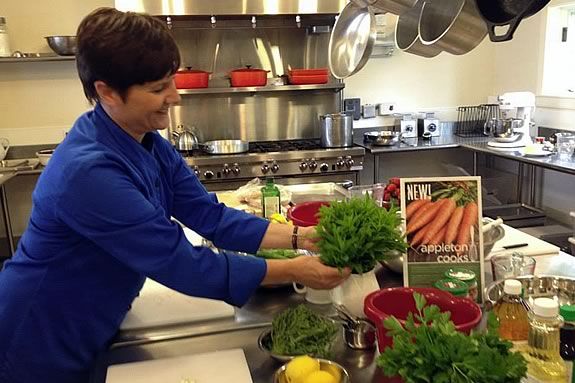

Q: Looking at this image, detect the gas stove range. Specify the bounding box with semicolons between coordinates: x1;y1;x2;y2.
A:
183;139;365;182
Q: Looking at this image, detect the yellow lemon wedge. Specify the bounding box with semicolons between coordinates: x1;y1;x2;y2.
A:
303;370;337;383
270;213;288;224
285;355;320;383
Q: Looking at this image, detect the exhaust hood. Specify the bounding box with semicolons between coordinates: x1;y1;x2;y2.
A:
115;0;346;16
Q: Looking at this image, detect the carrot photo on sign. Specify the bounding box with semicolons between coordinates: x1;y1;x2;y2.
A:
404;181;479;262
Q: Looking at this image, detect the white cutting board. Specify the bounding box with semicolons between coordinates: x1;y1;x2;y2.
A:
106;348;253;383
489;223;560;257
120;279;235;330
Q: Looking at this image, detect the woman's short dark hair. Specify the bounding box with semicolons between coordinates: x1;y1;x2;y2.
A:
76;7;180;104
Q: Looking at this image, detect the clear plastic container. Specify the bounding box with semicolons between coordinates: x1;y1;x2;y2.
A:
492;279;529;341
525;298;566;382
445;268;478;301
347;183;386;207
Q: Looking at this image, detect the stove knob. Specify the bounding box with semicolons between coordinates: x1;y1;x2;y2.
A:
319;163;329;172
345;157;354;168
299;161;308;171
335;157;345;169
204;170;214;179
308;159;317;171
232;163;241;175
222;164;231;176
193;166;200;176
271;163;280;173
261;163;270;174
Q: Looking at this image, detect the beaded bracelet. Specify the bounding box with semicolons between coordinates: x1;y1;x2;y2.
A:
292;225;299;250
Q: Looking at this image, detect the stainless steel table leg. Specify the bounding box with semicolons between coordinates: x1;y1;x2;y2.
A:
374;155;380;184
529;165;536;207
516;162;524;203
0;185;15;256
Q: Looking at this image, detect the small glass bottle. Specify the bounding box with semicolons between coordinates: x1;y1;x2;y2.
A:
0;17;11;57
433;278;469;299
525;298;566;382
261;178;281;219
560;305;575;383
492;279;529;342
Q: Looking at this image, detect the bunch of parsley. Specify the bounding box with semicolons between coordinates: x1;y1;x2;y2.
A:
316;196;408;274
377;293;527;383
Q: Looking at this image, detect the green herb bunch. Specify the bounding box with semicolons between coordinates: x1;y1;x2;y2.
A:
271;305;338;358
377;293;528;383
316;196;408;273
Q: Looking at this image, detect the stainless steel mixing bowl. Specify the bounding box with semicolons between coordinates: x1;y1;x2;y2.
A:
45;36;77;56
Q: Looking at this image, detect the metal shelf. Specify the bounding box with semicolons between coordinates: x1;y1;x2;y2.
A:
177;82;344;95
0;55;75;63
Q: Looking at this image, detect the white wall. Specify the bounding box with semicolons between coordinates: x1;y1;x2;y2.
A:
0;0;111;145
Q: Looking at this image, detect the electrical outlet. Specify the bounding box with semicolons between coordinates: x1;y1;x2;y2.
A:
376;102;397;115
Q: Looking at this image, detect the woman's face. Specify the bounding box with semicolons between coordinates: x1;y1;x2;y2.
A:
111;75;181;140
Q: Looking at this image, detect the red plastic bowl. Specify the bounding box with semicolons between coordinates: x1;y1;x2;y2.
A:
364;287;482;351
286;201;330;227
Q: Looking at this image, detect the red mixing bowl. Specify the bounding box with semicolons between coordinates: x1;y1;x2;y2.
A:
364;287;482;351
286;201;330;227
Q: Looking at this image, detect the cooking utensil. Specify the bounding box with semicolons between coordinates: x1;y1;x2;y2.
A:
484;275;575;310
273;359;350;383
229;65;269;87
476;0;550;42
395;0;442;58
419;0;488;55
363;130;402;146
365;0;419;15
200;139;249;155
174;67;210;89
342;318;376;350
172;125;199;152
287;69;329;85
320;113;353;148
328;1;376;79
45;36;76;56
335;304;362;326
482;217;503;233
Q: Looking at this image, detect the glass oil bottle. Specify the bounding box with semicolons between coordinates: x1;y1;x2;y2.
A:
492;279;529;341
261;178;281;219
525;298;566;382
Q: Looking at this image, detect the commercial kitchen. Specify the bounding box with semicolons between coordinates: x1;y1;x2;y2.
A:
1;0;575;382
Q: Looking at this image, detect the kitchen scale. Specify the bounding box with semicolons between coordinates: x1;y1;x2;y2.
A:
487;92;535;149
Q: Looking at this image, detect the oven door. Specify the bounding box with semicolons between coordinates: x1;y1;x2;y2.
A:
201;172;358;192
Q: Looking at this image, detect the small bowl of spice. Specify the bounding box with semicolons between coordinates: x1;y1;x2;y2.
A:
444;268;478;301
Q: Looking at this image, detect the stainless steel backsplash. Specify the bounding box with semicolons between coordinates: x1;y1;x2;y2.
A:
168;18;342;142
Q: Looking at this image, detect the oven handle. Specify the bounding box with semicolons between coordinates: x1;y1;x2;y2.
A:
338;180;354;190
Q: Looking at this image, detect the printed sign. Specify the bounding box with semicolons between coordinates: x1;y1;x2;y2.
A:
400;177;484;302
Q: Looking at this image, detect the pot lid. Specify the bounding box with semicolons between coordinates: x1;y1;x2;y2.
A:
231;65;268;73
177;67;210;74
328;1;376;79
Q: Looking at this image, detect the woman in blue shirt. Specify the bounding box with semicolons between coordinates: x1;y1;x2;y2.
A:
0;8;350;383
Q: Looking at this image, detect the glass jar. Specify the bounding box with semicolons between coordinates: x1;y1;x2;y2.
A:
444;268;478;301
0;17;11;57
433;278;469;299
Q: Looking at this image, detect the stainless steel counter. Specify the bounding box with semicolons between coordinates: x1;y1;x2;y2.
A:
90;267;403;383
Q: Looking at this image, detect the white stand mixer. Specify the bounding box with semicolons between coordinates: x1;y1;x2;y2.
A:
487;91;535;149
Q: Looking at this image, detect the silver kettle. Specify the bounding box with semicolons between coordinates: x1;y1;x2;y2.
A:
172;125;199;152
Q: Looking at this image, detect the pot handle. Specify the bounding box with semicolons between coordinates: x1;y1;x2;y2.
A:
198;143;214;153
484;0;543;42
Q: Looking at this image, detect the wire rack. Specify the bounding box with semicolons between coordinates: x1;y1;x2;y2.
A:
455;104;501;137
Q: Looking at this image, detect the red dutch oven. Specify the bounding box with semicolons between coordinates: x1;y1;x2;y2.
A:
229;65;269;87
174;67;210;89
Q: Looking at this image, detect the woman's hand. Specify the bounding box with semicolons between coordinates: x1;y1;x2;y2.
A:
262;255;351;289
296;225;320;253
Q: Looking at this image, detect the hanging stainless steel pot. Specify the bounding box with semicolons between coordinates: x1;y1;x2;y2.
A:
395;0;442;58
352;0;418;16
419;0;487;55
320;113;353;148
329;1;377;79
476;0;550;42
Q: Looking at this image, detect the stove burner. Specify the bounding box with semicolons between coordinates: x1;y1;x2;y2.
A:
249;139;322;153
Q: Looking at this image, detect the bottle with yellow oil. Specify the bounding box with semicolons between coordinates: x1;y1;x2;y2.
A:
524;298;566;382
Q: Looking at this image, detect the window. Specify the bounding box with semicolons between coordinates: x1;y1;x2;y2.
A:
542;2;575;97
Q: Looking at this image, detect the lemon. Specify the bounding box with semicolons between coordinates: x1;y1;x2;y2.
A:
270;213;288;224
320;364;341;382
303;370;337;383
285;355;320;383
